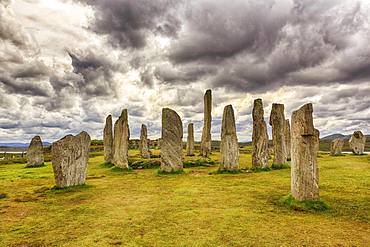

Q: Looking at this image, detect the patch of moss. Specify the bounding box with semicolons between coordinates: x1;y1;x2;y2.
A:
100;162;115;168
183;159;215;168
157;169;184;175
25;163;46;168
49;184;93;194
271;163;290;170
110;166;133;173
210;169;242;175
250;167;272;172
130;160;161;169
278;194;330;212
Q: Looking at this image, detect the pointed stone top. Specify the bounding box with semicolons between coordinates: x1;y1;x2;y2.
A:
292;103;314;136
253;99;264;121
222;105;236;135
120;109;128;120
106;114;112;122
205;89;212;95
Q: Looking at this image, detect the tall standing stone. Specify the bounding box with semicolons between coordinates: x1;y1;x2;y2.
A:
113;109;130;168
51;131;91;188
349;131;366;155
252;99;269;169
103;115;113;164
285;119;291;161
139;124;151;158
269;103;287;165
161;108;183;173
220;105;239;171
201;89;212;157
186;123;195;156
330;138;344;156
26;136;44;167
291;103;319;201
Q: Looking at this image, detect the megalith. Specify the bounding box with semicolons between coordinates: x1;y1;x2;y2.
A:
113;109;130;168
349;131;366;155
51;131;91;188
26;136;44;167
139;124;151;158
186;123;195;156
291;103;319;201
330;138;344;156
269;103;287;165
200;89;212;157
160;108;183;173
220;105;239;171
103;115;113;164
252;99;269;169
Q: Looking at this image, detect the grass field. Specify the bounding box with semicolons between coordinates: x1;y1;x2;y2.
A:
0;150;369;246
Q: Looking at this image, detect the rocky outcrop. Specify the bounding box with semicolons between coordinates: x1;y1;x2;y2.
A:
200;89;212;157
113;109;130;168
26;136;44;167
285;119;291;161
186;123;195;156
349;131;366;155
103;115;113;164
252;99;269;169
139;124;150;158
220;105;239;171
51;131;91;188
291;103;319;201
330;138;344;156
270;103;287;165
160;108;183;173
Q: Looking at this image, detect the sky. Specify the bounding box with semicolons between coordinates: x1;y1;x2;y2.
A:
0;0;370;143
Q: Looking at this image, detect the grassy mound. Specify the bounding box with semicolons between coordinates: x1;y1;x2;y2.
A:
271;163;290;170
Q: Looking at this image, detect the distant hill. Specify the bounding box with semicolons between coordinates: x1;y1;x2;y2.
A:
321;134;349;140
0;142;51;148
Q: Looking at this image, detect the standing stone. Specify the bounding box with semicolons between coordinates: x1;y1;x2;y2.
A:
252;99;269;169
26;136;44;167
220;105;239;171
186;123;195;156
269;103;287;165
103;115;113;164
291;103;319;201
330;138;344;156
201;89;212;157
285;119;291;161
51;131;91;188
112;109;130;168
161;108;183;173
139;124;151;158
349;131;366;155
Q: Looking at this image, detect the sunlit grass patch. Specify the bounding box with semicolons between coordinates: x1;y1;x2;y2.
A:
157;169;185;175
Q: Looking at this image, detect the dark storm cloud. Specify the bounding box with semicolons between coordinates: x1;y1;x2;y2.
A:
0;76;50;96
67;50;118;97
77;0;182;49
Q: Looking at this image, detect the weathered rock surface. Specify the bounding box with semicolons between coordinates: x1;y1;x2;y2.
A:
349;131;366;155
139;124;151;158
103;115;113;163
285;119;291;161
269;103;287;165
113;109;130;168
220;105;239;171
27;136;44;167
51;131;91;188
330;138;344;156
161;108;183;172
291;103;319;201
252;99;269;169
186;123;195;156
201;89;212;157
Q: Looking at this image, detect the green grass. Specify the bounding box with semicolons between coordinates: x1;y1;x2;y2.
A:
278;194;330;212
0;151;369;246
